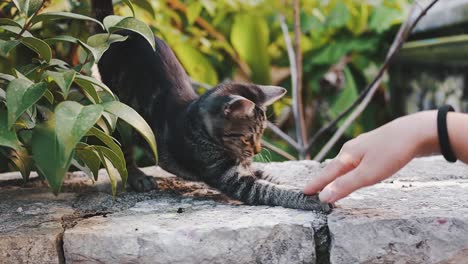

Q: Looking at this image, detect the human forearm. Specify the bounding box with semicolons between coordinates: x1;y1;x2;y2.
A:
304;109;468;203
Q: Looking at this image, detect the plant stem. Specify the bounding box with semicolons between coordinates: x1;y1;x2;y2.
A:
312;0;440;161
261;139;297;161
16;0;46;39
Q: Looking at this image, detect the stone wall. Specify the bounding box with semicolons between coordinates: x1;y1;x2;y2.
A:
0;157;467;263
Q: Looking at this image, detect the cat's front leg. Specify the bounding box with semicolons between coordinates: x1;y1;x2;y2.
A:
210;166;332;212
253;169;283;184
124;146;157;192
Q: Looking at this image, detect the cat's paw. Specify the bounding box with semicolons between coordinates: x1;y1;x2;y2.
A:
303;194;334;213
127;171;158;192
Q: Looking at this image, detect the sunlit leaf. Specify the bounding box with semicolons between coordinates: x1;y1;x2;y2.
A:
30;12;105;30
6;79;47;129
86;33;128;62
45;70;75;99
231;13;271;84
9;147;33;181
172;42;218;85
12;0;43;17
104;15;155;50
186;1;203;25
122;0;136;17
369;6;402;33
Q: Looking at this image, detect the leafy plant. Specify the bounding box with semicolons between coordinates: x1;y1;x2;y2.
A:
0;0;157;195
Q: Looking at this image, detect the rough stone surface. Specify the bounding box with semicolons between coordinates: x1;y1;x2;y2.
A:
328;157;468;264
0;188;75;264
1;156;468;264
64;197;323;264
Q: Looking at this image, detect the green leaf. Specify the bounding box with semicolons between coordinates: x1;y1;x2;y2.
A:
74;77;101;104
48;58;70;69
85;33;128;62
87;126;124;163
231;13;271;84
75;145;101;180
104;15;155;50
1;25;33;37
45;35;79;45
12;0;43;17
0;73;16;81
102;101;157;162
122;0;136;17
0;18;23;28
186;1;203;25
330;67;358;136
171;42;219;85
21;37;52;62
97;148;119;196
43;89;54;104
75;75;114;98
45;70;75;98
30;12;105;30
9;147;33;181
0;110;22;150
32;102;103;194
132;0;155;18
369;6;402;33
6;79;47;129
96;145;127;189
326;2;350;28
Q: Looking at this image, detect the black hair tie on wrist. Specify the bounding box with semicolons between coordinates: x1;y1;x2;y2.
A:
437;105;457;163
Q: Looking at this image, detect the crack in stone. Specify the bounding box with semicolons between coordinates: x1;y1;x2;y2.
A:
314;223;331;264
56;211;113;264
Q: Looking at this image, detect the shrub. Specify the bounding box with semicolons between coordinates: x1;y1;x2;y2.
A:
0;0;157;195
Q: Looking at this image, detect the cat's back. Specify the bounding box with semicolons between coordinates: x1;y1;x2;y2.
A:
98;31;197;127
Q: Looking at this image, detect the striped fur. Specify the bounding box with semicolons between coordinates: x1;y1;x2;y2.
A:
98;32;331;212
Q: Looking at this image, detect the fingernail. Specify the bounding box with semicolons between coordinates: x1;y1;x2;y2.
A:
319;188;335;203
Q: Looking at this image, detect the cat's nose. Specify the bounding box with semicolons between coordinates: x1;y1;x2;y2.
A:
254;142;262;154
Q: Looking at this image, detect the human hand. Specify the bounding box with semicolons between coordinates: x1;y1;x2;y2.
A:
304;111;439;203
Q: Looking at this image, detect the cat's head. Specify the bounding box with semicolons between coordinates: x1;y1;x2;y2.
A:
198;82;286;164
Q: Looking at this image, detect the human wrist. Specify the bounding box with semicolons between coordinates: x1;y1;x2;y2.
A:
411;111;440;157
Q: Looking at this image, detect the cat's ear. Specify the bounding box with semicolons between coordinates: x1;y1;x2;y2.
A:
257;85;287;106
224;96;255;118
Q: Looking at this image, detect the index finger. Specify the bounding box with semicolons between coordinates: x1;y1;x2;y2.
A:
303;151;360;195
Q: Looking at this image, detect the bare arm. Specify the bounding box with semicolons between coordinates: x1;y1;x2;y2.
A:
304;110;468;203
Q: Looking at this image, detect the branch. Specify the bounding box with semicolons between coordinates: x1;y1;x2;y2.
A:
292;0;308;158
16;0;46;39
279;0;308;158
261;139;297;161
267;121;301;150
312;0;440;161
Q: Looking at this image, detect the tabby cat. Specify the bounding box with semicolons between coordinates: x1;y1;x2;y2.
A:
94;2;330;212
